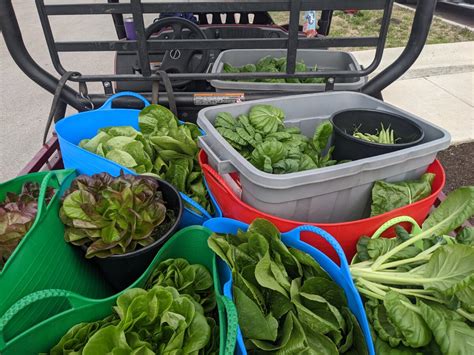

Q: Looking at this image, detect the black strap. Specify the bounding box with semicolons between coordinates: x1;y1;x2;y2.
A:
157;70;178;117
43;71;80;144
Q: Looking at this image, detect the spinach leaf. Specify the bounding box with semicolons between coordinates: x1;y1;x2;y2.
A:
249;105;285;135
208;218;367;354
370;173;435;217
213;106;343;174
250;141;286;173
223;56;323;84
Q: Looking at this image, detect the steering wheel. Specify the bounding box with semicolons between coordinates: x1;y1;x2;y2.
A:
144;17;210;87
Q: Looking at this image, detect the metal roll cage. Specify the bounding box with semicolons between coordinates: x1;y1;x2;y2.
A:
0;0;436;113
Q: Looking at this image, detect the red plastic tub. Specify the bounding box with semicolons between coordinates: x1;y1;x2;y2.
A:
199;151;446;261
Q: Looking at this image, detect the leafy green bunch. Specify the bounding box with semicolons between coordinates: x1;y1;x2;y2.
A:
350;186;474;354
0;182;55;270
223;55;324;84
370;173;435;217
145;258;216;313
208;219;367;354
79;104;212;213
60;173;174;258
50;258;219;355
215;105;342;174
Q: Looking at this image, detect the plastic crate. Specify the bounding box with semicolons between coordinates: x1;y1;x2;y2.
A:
204;217;375;355
0;226;237;355
56;92;222;228
0;170;115;345
197;91;451;223
199;150;445;261
210;49;367;92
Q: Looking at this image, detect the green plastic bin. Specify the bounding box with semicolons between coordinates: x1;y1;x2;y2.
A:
0;170;116;343
0;226;238;355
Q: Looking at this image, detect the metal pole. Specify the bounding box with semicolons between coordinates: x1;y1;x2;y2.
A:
362;0;436;96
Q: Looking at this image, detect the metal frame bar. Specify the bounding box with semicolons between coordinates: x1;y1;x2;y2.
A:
33;0;392;81
0;0;436;111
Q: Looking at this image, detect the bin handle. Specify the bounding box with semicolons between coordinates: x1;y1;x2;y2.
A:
350;216;423;265
179;192;212;220
0;289;91;348
99;92;150;110
371;216;422;240
219;295;238;355
34;169;71;216
198;136;236;174
286;225;351;280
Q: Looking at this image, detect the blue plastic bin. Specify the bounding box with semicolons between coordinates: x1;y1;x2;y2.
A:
55;92;221;227
203;217;375;355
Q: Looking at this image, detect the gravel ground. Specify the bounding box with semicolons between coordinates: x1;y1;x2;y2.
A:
437;142;474;192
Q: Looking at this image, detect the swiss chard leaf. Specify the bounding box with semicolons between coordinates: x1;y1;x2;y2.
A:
383;291;432;348
422;186;474;236
370;173;436;217
421;244;474;305
418;300;474;355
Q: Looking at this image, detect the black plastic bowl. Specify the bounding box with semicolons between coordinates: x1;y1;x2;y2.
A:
82;177;183;291
330;109;424;161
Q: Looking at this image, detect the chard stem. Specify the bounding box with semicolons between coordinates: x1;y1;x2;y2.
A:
417;242;443;258
357;287;385;301
351;268;427;285
356;278;387;297
351;260;373;268
371;226;438;270
457;308;474;322
376;254;431;271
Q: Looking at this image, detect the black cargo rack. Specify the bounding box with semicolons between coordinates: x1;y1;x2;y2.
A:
0;0;436;113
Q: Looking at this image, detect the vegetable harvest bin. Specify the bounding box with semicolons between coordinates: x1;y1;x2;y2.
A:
0;170;115;345
204;217;375;355
55;92;222;228
199;150;446;261
197;91;450;223
210;49;367;92
0;226;237;355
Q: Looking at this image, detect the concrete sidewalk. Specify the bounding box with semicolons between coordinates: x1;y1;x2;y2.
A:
352;42;474;144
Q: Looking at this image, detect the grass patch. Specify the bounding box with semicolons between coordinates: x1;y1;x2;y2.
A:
270;5;474;49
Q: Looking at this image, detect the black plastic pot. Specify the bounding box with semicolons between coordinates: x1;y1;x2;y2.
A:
82;178;183;292
330;109;424;161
